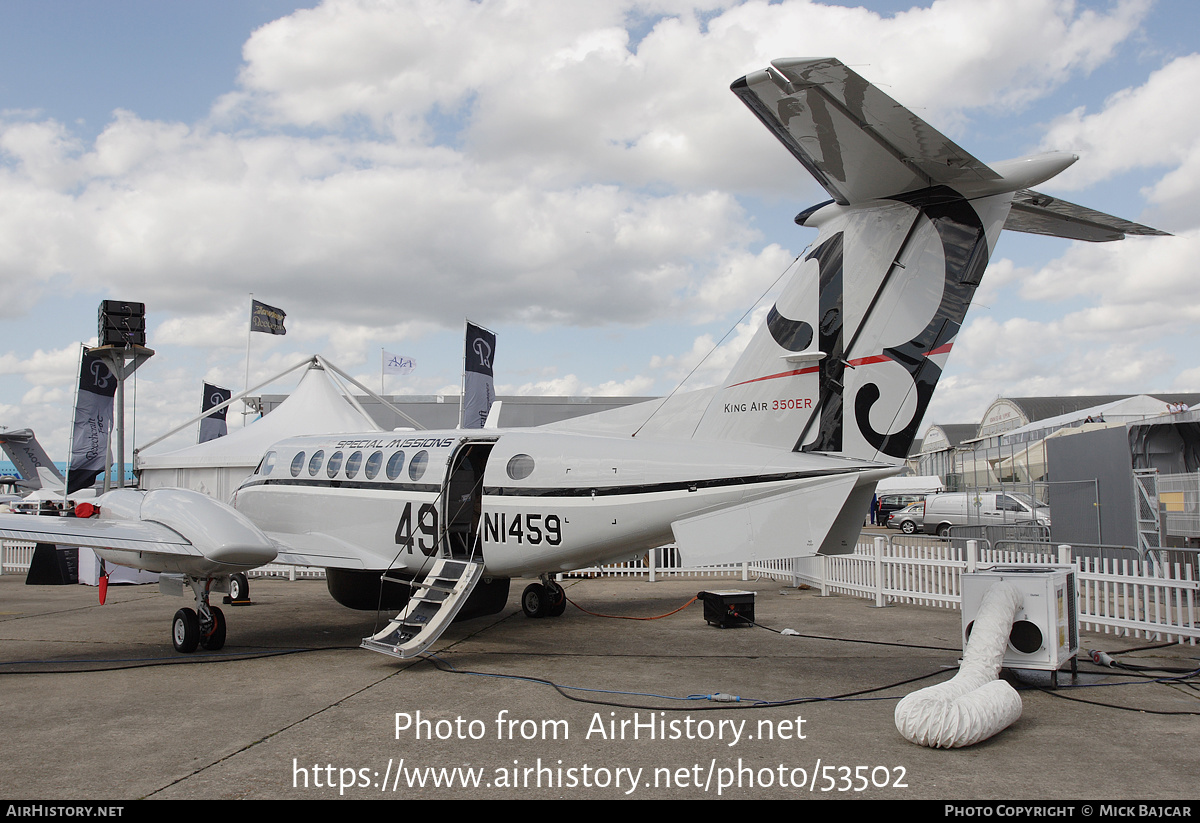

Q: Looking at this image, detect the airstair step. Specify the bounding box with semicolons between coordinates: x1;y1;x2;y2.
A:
361;558;485;659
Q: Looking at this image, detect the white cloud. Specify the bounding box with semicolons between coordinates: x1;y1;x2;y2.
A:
0;0;1182;459
1039;53;1200;197
501;372;655;396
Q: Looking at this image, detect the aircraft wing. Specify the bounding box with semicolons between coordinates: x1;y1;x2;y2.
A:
671;473;863;566
732;57;999;205
263;531;374;570
0;512;198;556
1004;189;1171;242
0;488;277;574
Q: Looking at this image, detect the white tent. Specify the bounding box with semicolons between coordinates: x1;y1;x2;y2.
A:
137;358;383;502
877;476;945;495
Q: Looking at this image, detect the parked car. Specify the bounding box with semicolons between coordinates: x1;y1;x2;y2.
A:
887;502;927;534
876;493;926;524
920;492;1050;537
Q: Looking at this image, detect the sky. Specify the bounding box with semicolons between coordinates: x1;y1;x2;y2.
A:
1;0;1198;462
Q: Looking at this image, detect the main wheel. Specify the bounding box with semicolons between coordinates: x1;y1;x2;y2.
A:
522;583;548;618
172;608;200;653
545;582;567;617
200;606;226;651
229;573;249;602
937;523;952;537
901;520;916;535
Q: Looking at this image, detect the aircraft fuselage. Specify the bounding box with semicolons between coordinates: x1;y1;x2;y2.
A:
232;428;885;578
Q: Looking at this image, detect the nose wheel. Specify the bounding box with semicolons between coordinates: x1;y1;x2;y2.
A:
521;579;567;618
172;608;200;653
170;577;231;652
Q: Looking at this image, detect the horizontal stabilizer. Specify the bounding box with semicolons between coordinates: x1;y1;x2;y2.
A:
1005;189;1171;242
732;58;998;205
671;474;858;566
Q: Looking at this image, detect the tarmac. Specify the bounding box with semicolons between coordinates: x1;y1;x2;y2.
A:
1;561;1197;801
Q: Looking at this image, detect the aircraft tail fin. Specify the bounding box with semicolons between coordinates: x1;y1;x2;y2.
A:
0;429;64;490
688;58;1163;463
35;466;66;493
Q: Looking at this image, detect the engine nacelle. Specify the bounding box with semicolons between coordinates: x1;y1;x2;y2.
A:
326;568;510;621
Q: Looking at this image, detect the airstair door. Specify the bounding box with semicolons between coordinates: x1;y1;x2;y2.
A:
441;440;495;561
361;439;496;660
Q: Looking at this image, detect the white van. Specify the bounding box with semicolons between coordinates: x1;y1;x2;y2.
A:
919;492;1050;537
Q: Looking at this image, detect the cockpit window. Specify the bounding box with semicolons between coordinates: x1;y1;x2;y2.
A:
261;451;277;476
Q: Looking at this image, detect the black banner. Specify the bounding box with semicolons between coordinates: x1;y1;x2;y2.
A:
462;322;496;429
199;383;232;443
251;300;287;335
66;350;116;494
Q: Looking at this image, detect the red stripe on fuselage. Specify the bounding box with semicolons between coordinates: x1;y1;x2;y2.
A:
727;366;819;388
847;354;889;366
728;342;953;389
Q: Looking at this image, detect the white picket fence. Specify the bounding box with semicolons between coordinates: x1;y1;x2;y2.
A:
0;540;35;573
792;536;1198;644
566;536;1199;644
4;535;1195;643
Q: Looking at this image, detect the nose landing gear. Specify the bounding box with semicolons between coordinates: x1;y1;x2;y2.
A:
170;577;230;652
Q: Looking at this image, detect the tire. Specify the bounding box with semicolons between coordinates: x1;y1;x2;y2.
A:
901;520;916;535
172;608;200;653
229;573;249;602
522;583;548;618
200;607;226;651
545;582;567;617
937;524;952;538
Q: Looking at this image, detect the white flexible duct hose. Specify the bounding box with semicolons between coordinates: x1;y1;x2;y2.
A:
894;581;1024;748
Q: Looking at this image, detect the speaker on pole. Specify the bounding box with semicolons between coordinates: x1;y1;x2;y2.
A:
98;300;146;347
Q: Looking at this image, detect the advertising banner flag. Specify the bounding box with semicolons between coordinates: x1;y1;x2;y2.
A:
66;350;117;494
250;300;286;335
198;383;232;443
383;351;416;375
461;322;496;429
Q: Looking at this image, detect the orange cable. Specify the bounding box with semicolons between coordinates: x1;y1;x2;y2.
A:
565;595;698;621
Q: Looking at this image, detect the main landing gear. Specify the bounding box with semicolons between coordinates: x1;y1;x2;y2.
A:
521;576;567;619
170;577;228;652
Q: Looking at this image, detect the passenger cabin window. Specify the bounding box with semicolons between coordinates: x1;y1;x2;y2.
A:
386;451;405;480
327;451;344;478
408;450;428;481
507;454;535;480
365;451;384;480
308;450;324;477
290;452;305;478
345;451;362;479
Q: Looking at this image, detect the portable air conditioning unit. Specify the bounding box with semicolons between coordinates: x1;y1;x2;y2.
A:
961;566;1078;671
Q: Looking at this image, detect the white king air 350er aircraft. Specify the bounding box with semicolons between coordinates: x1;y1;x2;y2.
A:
0;58;1166;658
